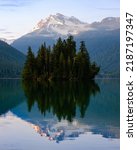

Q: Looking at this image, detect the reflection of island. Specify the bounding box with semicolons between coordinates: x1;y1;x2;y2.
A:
0;80;25;115
22;80;100;122
20;80;119;142
0;79;119;143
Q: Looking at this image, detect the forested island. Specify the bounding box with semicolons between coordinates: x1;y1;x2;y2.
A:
22;36;100;81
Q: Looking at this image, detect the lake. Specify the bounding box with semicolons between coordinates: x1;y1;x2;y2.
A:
0;79;120;150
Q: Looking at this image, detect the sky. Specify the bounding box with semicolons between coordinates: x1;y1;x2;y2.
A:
0;0;120;40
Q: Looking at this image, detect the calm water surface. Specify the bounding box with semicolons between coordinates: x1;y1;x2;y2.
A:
0;79;120;150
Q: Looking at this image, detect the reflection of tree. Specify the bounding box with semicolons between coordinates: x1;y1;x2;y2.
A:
22;80;100;122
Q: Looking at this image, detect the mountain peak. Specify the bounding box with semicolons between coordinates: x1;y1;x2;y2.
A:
55;13;65;17
91;17;120;30
33;13;65;31
32;13;91;36
32;14;120;36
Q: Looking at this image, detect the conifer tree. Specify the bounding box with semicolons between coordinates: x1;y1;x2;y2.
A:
79;41;90;79
66;36;76;58
46;46;51;78
22;46;35;79
66;36;76;78
22;36;100;81
36;44;46;79
59;52;65;79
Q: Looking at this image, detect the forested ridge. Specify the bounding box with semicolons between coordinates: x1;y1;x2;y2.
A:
22;36;100;81
0;40;26;78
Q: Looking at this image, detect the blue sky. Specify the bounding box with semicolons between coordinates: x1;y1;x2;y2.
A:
0;0;119;39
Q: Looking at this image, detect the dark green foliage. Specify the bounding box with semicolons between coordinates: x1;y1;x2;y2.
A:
22;36;100;81
22;80;100;122
0;40;26;78
22;47;35;79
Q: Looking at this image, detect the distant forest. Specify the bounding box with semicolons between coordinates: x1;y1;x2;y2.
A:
0;40;25;78
22;36;100;81
0;61;21;78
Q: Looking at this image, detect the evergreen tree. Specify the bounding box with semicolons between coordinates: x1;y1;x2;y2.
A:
66;36;76;58
22;46;35;79
59;52;65;79
36;44;47;79
66;36;76;79
79;41;90;79
52;38;64;79
46;46;51;78
22;37;100;81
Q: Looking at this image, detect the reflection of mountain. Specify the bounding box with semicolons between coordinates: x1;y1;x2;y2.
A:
0;79;119;143
22;81;100;122
0;80;25;115
12;14;119;53
29;119;91;143
11;79;119;142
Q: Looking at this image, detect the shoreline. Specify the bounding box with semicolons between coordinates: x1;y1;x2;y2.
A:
0;78;120;80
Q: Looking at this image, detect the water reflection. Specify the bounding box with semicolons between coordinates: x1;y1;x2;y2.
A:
22;80;100;122
0;79;25;115
0;79;120;146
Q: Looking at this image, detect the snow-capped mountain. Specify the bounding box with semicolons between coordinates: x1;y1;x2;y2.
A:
31;13;92;37
12;13;120;53
12;13;120;77
27;13;119;37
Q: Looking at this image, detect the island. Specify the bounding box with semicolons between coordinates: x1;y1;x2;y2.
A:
22;36;100;81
